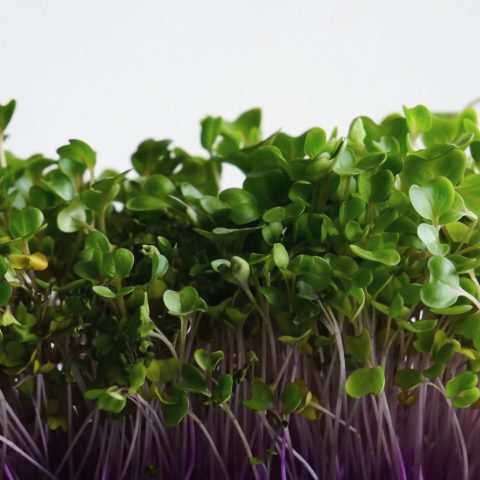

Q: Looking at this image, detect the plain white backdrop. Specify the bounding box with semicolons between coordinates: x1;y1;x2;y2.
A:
1;0;480;188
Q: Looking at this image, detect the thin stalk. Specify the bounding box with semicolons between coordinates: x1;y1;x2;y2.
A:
221;404;260;480
273;347;294;389
280;432;287;480
0;389;8;480
309;402;361;438
0;435;55;480
243;286;277;373
119;406;142;480
178;315;188;362
427;381;469;480
151;330;178;359
188;411;230;479
55;410;96;477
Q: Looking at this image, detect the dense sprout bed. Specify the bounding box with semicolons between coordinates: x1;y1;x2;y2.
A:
1;101;480;479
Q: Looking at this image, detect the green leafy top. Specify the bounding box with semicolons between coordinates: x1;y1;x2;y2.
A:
1;100;480;425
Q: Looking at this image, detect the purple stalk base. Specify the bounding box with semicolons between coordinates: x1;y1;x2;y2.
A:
0;334;478;479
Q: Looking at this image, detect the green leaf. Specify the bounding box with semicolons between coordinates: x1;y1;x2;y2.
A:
42;170;75;201
92;286;116;298
162;391;189;427
146;358;180;384
278;329;312;345
177;364;210;396
339;198;365;224
403;105;432;137
356;152;387;170
421;256;462;308
281;382;302;414
455;314;480;340
57;198;87;233
97;391;126;414
212;374;233;405
345;366;385;398
263;206;285;223
163;286;207;316
230;203;261;225
445;371;480;408
9;208;44;238
333;148;362;175
126;362;146;390
0;282;12;307
243;379;274;411
272;243;289;269
345;330;371;364
0;257;7;277
409;177;455;223
350;244;400;266
200;116;222;152
445;371;477;397
304;128;326;158
143;175;176;197
113;248;134;278
394;368;423;391
126;196;168;211
398;319;438;333
0;100;16;132
194;348;224;373
141;245;169;280
417;223;449;256
57;139;96;169
0;311;20;326
457;174;480;218
358;169;394;203
47;416;67;432
84;388;105;400
402;147;467;187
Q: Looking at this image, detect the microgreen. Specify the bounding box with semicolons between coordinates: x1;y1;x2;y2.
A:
1;100;480;479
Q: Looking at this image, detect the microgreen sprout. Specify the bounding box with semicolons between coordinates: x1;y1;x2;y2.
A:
0;100;480;478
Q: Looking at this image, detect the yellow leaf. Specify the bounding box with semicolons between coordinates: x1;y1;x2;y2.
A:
8;252;48;271
8;254;31;270
29;252;48;271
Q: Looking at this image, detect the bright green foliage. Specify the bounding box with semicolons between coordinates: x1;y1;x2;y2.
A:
97;390;127;414
243;379;274;411
212;374;233;405
146;358;180;384
9;208;44;238
409;177;455;223
345;367;385;398
177;364;210;396
194;348;224;372
0;100;16;132
345;330;371;364
421;256;463;308
57;139;96;169
162;390;189;427
445;372;480;408
272;243;289;269
163;287;207;316
0;100;480;443
281;382;302;414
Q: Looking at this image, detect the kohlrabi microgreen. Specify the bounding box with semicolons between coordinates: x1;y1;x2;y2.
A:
1;99;480;479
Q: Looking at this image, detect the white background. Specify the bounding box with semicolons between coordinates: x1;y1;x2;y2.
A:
1;0;480;188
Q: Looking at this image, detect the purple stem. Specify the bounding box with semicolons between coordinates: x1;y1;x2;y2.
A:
280;431;287;480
